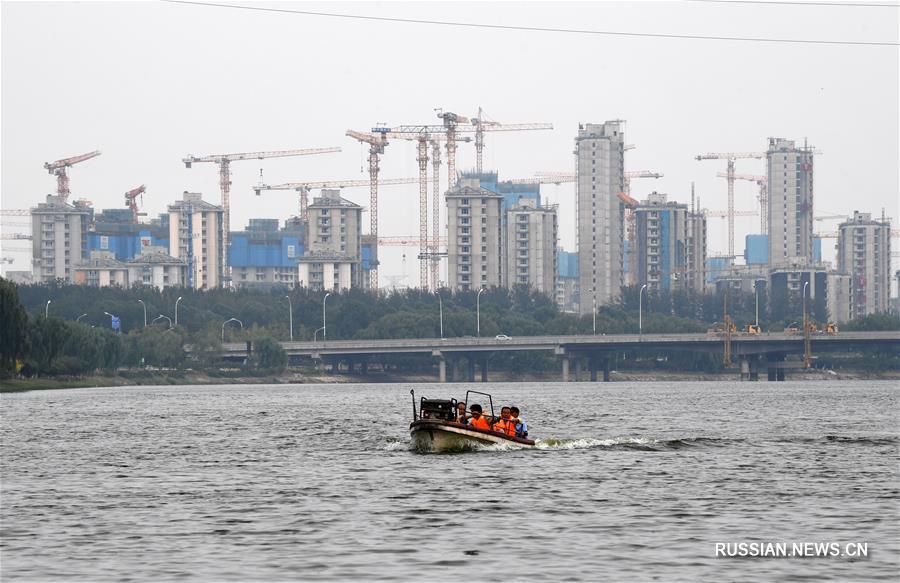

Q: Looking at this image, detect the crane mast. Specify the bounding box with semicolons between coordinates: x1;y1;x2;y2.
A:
43;150;101;201
346;130;388;289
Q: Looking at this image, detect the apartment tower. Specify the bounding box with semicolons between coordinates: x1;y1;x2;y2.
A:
505;197;558;295
767;138;815;267
446;178;504;291
576;121;626;314
167;191;224;290
837;211;892;318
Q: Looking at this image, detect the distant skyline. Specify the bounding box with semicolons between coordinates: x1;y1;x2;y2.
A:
2;1;898;285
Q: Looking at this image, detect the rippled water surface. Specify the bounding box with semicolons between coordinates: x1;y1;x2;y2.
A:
2;381;898;581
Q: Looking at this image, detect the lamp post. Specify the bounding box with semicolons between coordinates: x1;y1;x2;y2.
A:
322;292;331;342
45;299;51;318
153;314;172;328
638;284;647;337
435;290;443;339
314;326;325;343
754;280;760;328
476;288;485;338
802;280;809;332
174;296;183;327
592;293;597;335
221;317;243;342
284;295;293;342
76;313;88;323
137;299;147;327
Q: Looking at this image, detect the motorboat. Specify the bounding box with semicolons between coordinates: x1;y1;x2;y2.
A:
409;389;535;452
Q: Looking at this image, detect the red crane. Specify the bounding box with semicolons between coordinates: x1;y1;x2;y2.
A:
43;150;101;201
124;185;146;223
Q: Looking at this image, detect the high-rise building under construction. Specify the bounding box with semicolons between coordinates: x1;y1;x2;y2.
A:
575;121;625;313
767;138;815;267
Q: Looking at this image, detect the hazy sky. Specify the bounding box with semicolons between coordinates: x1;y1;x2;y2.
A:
2;1;898;285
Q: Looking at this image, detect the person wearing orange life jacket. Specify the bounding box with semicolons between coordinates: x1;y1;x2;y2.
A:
492;406;516;437
467;404;492;431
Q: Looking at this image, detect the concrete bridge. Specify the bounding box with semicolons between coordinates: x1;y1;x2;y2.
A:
220;331;900;382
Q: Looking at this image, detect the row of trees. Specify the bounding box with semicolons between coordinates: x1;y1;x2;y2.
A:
1;279;287;378
14;280;848;342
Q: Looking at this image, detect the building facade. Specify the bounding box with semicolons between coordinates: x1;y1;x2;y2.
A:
505;198;557;295
767;138;815;267
167;192;224;290
304;189;363;289
837;211;892;319
71;246;187;289
556;250;579;313
30;195;93;283
632;192;708;293
229;218;305;289
576;121;626;313
446;179;504;291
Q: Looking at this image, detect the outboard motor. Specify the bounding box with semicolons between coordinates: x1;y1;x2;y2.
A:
419;398;457;421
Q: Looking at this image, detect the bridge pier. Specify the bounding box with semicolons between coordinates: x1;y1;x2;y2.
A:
438;357;447;383
767;353;786;381
740;355;759;381
573;358;582;382
561;357;570;382
467;357;476;382
587;354;611;382
480;356;489;382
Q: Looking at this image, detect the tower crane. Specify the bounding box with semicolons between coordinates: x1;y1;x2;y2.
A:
124;185;146;223
43;150;101;201
346;131;389;288
182;147;341;280
696;152;766;259
370;129;470;290
533;170;662;196
253;176;429;221
716;172;767;235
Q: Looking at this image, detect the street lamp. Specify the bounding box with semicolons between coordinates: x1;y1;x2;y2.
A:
638;284;648;337
152;314;172;328
45;299;51;318
221;317;243;342
753;280;760;328
322;292;331;342
476;288;486;338
137;299;147;327
284;295;293;342
435;290;443;339
314;326;325;343
592;293;597;335
174;296;183;326
802;280;810;332
76;313;88;323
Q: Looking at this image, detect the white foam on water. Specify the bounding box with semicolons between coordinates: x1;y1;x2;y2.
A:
534;436;659;450
382;441;410;451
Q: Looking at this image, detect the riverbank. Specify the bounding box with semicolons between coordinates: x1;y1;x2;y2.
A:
2;367;898;392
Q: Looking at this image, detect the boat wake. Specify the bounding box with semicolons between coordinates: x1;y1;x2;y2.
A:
384;435;747;453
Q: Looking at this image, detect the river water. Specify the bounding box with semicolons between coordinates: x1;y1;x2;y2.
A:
1;381;898;581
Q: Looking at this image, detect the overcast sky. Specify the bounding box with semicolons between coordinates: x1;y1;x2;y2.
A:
2;0;898;285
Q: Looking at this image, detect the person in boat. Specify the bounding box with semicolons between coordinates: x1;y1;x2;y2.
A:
455;402;468;424
492;406;516;437
467;404;492;431
510;406;528;438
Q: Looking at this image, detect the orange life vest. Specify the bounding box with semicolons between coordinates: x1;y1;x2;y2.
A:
469;416;491;431
492;418;516;436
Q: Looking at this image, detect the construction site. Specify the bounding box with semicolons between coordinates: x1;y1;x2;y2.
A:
1;109;898;323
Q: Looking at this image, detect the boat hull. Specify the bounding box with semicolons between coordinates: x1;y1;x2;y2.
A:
410;420;535;452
